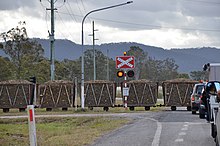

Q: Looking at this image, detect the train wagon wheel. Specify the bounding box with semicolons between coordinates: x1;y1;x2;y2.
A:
3;108;9;113
62;108;68;111
19;108;26;112
89;107;94;110
145;106;151;111
171;106;176;111
46;108;52;111
103;107;109;112
129;106;135;111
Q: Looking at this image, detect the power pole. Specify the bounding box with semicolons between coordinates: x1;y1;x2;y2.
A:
90;21;98;80
42;0;65;81
107;49;109;80
46;0;56;81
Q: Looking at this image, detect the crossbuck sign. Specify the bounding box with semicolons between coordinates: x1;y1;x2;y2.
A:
116;56;135;69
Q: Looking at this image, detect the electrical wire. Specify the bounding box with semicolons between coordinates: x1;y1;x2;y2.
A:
66;1;79;23
180;0;220;5
39;1;50;35
80;0;87;13
55;0;66;9
75;0;85;17
39;0;71;39
57;11;220;33
56;12;74;38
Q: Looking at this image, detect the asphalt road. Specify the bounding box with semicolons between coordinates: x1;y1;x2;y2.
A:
0;107;216;146
89;108;216;146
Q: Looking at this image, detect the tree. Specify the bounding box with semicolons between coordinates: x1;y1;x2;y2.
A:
127;46;148;80
145;58;163;81
0;57;15;81
144;57;179;81
162;58;179;80
82;49;114;81
55;59;81;81
1;22;44;79
190;71;208;81
178;73;190;79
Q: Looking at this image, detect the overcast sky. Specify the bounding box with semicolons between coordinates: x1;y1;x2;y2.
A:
0;0;219;49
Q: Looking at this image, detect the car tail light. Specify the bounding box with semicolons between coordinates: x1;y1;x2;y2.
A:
191;96;195;101
200;96;203;103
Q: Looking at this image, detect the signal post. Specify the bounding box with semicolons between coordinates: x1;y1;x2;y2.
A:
116;52;135;110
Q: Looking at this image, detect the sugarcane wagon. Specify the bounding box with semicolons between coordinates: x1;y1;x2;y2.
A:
162;78;198;111
0;80;34;112
84;80;116;111
38;80;74;111
122;79;158;111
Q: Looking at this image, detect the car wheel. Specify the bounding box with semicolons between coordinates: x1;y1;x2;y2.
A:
211;123;217;138
187;106;191;111
199;113;205;119
216;136;219;146
192;111;196;114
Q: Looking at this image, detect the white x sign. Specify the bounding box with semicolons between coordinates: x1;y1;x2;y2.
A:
116;56;135;69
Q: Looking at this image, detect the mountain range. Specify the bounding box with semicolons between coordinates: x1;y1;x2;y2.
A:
1;38;220;73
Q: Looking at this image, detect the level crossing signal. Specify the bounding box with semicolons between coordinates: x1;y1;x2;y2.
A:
116;51;135;78
117;70;134;78
117;70;124;78
127;70;134;77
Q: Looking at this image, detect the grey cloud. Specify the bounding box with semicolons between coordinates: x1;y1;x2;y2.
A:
0;0;37;10
75;0;220;32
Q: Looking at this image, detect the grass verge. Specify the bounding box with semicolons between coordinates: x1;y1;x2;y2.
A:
0;117;130;146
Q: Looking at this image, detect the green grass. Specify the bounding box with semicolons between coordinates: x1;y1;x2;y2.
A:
0;117;130;146
0;104;165;116
0;102;166;145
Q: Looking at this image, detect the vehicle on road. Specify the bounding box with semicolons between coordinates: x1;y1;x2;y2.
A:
191;82;205;114
199;82;220;119
199;81;220;141
215;95;220;145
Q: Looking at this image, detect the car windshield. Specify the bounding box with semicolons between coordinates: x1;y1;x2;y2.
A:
214;82;220;91
206;82;220;93
196;85;204;94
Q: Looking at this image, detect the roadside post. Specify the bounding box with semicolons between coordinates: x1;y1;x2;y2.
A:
123;71;128;110
27;77;37;146
116;52;135;110
75;77;78;111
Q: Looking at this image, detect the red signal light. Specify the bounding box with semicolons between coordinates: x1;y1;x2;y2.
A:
127;70;134;78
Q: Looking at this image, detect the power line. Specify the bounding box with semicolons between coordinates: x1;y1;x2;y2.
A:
92;17;220;32
57;11;220;33
80;0;87;13
56;12;73;38
39;2;50;33
180;0;220;5
75;0;85;16
66;1;79;22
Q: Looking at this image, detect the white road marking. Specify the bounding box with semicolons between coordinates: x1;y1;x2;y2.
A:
179;132;186;136
175;138;184;142
150;118;162;146
181;127;188;131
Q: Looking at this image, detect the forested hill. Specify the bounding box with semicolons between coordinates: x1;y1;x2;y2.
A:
1;38;220;73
